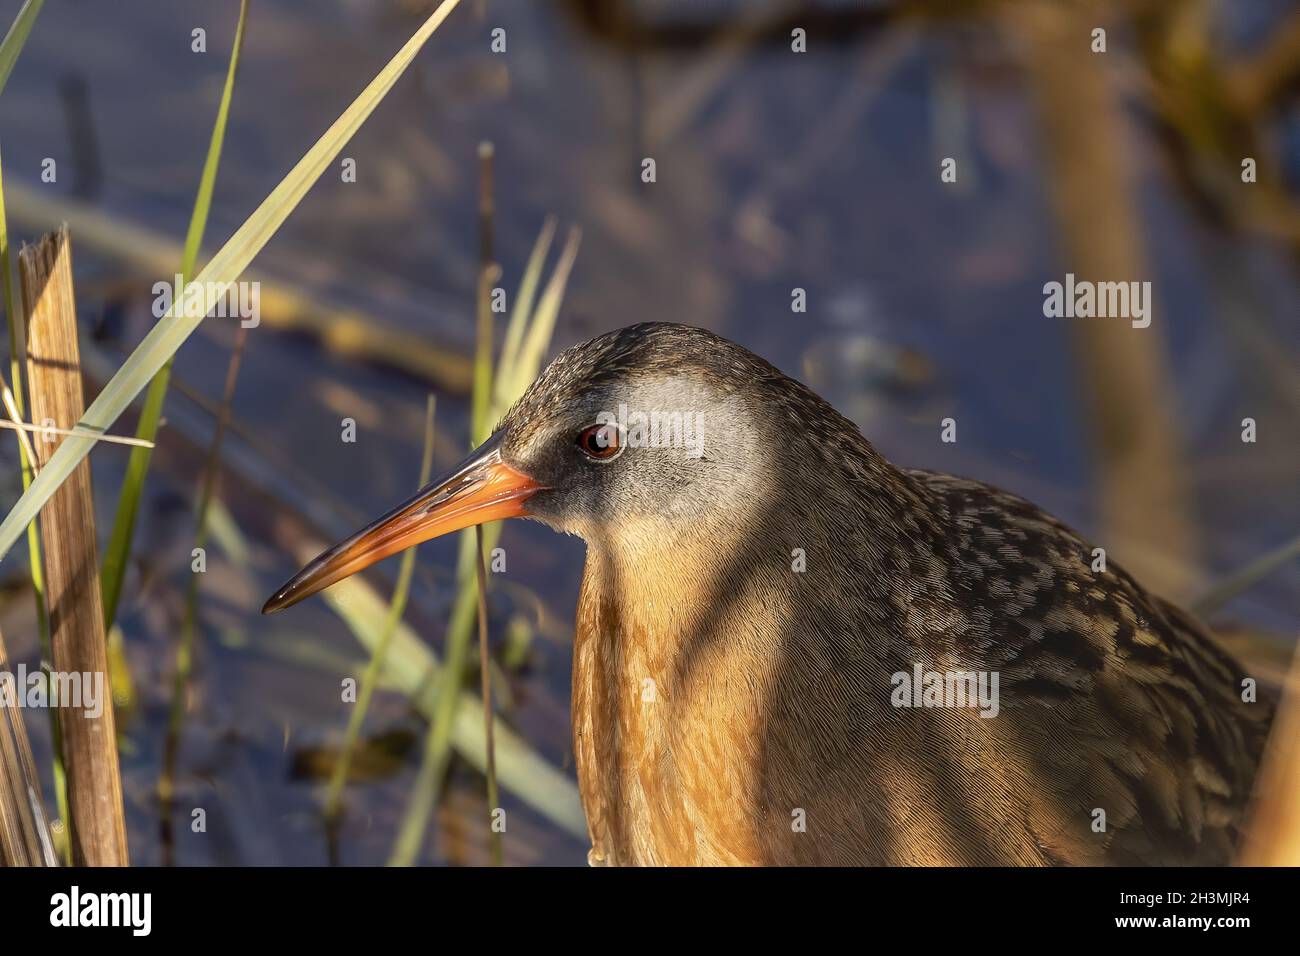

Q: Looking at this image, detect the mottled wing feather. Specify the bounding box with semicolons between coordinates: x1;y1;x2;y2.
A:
911;470;1273;864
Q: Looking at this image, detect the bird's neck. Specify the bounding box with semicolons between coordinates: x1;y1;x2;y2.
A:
570;449;950;864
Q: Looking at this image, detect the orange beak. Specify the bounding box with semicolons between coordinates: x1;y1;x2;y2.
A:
262;432;542;614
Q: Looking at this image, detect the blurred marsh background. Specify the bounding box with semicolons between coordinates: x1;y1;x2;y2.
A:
0;0;1296;864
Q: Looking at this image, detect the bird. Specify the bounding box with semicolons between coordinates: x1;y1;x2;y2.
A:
264;322;1273;866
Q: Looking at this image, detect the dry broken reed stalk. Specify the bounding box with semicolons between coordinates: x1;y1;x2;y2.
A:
0;625;57;867
19;227;128;866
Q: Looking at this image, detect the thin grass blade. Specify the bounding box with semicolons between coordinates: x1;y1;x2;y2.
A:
101;0;250;628
0;0;464;563
0;0;46;96
1193;531;1300;616
323;395;435;821
494;215;555;406
501;226;581;405
312;549;586;839
390;233;581;865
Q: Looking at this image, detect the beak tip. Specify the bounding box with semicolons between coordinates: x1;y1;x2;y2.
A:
261;587;293;615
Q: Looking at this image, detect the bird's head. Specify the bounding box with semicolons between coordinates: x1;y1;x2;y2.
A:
263;323;804;614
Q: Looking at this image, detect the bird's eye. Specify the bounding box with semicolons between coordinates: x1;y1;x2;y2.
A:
577;423;623;461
